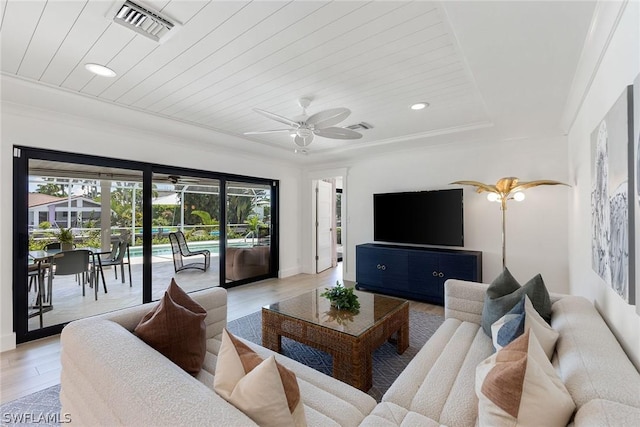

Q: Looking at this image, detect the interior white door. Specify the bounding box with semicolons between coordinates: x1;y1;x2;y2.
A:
316;180;332;273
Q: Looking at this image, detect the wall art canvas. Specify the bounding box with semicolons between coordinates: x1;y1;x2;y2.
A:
634;75;640;314
591;85;634;304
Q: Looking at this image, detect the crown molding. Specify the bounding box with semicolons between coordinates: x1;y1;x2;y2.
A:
560;0;629;133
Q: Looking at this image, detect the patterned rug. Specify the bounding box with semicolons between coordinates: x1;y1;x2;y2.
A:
227;309;444;401
0;385;61;427
0;309;444;425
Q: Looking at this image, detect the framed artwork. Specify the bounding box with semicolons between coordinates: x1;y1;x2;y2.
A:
634;74;640;313
591;84;635;305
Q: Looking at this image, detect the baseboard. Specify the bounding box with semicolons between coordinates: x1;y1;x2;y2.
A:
279;266;301;278
1;332;16;352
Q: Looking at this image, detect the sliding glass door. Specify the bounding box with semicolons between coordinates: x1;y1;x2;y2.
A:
151;173;221;299
225;181;274;284
13;147;279;343
17;155;146;338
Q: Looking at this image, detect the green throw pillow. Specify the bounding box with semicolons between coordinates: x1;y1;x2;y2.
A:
481;268;552;336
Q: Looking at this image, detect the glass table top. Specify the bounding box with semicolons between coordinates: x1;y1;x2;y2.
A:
263;286;408;337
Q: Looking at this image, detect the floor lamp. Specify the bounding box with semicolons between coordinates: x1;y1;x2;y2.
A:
450;177;569;269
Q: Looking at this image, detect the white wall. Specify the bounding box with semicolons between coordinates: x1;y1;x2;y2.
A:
0;129;13;351
342;135;570;292
566;0;640;369
0;103;303;351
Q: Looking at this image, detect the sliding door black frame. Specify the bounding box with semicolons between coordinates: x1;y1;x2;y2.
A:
12;146;279;343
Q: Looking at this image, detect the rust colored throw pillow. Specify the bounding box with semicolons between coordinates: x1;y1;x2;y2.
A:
134;279;207;375
214;329;306;427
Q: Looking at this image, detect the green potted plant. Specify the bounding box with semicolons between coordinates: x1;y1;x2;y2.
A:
58;227;74;251
320;281;360;312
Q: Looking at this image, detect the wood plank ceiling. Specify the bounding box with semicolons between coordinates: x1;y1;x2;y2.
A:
1;0;488;154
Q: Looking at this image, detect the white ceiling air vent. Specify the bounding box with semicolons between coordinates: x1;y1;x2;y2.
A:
112;1;178;43
346;122;374;131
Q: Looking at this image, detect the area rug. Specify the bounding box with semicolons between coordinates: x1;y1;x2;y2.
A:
227;309;444;401
0;384;61;427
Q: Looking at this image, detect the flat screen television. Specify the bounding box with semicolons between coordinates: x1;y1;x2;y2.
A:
373;188;463;247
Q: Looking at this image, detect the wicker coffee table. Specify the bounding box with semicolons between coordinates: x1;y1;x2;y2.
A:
262;287;409;391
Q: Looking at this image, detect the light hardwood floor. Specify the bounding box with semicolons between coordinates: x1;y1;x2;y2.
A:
0;265;443;405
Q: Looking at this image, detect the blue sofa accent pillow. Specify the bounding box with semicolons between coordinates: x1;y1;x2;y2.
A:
494;296;526;348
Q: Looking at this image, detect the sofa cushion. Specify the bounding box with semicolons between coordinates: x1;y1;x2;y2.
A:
359;402;442;427
552;296;640;410
573;399;640;427
492;295;559;359
476;330;575;427
481;268;552;336
383;318;494;427
134;283;206;374
214;329;306;427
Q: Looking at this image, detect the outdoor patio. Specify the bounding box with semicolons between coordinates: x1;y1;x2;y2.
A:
27;255;221;331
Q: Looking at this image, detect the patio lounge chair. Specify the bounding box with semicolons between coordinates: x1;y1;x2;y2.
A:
169;231;210;273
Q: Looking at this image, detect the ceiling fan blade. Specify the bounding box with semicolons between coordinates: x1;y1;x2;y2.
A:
294;134;313;147
244;129;292;135
314;127;362;140
307;108;351;128
253;108;299;128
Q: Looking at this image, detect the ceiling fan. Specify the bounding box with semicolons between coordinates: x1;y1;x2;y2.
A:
166;175;199;185
244;98;363;150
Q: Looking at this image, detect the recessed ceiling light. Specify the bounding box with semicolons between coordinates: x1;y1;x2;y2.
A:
84;63;116;77
410;102;429;110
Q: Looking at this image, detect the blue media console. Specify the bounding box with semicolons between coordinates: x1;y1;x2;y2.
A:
355;243;482;305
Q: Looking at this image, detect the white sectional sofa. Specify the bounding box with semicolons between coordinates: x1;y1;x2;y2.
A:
360;279;640;426
60;280;640;426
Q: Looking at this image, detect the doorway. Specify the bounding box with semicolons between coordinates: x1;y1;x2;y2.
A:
313;175;344;275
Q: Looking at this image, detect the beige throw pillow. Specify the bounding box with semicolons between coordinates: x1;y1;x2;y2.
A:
476;330;575;427
214;329;306;427
134;279;207;375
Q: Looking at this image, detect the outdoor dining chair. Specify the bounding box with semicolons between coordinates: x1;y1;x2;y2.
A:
53;249;97;300
169;231;210;272
44;241;87;293
98;240;132;288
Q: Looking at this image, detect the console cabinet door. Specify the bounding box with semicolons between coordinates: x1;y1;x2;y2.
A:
407;251;440;300
356;246;408;290
439;253;477;282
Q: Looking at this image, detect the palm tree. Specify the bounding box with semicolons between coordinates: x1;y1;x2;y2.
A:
191;210;219;236
244;215;263;245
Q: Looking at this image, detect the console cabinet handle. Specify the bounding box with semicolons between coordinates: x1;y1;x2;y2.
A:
381;265;386;271
432;271;438;276
377;264;381;270
438;272;444;278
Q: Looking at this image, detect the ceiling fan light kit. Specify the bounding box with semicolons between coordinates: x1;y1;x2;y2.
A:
245;98;363;152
